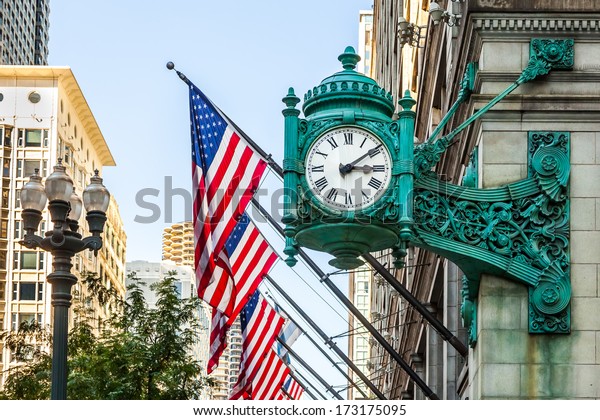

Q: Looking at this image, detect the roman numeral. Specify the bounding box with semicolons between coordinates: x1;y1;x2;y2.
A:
345;192;353;206
326;137;338;149
360;137;368;148
315;150;328;158
344;133;353;145
314;177;328;191
326;188;338;201
361;191;370;200
368;145;382;157
372;165;385;172
368;178;382;190
311;165;324;172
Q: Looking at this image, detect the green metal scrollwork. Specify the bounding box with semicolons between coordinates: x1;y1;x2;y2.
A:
414;39;574;179
414;132;570;336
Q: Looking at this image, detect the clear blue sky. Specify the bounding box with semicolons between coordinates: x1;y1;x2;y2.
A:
48;0;375;398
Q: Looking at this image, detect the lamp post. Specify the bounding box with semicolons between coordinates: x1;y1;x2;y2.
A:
19;159;110;400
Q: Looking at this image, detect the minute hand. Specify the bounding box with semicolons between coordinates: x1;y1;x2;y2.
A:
339;145;382;174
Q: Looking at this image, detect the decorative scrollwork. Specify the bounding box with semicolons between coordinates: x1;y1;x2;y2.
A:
298;119;339;151
416;131;570;334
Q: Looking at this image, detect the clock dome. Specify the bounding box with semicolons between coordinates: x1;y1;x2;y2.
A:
302;46;395;121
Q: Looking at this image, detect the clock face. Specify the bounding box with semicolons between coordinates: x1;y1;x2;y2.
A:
305;127;392;211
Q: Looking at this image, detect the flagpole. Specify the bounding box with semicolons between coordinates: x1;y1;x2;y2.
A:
287;370;318;400
271;295;370;399
280;386;294;400
294;369;328;400
256;200;438;399
363;254;469;358
265;273;385;400
277;337;344;400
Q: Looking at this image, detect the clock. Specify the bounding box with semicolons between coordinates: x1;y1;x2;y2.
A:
305;126;392;211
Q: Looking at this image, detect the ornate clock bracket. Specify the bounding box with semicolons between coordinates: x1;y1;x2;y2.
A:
411;38;574;342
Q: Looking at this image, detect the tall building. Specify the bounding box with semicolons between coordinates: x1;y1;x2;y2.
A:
347;269;373;399
357;10;374;77
162;221;193;266
369;0;600;400
0;0;50;65
161;221;242;399
0;66;126;379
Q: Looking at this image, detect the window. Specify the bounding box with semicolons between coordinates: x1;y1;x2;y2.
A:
18;129;49;147
14;220;21;238
0;219;7;238
20;159;44;178
357;281;369;293
19;283;36;300
19;251;38;270
26;130;41;147
0;250;6;269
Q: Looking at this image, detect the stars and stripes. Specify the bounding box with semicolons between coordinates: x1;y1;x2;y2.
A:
190;83;268;315
249;349;290;400
184;79;311;401
283;376;304;400
205;214;278;372
207;308;228;374
275;305;302;363
229;291;284;400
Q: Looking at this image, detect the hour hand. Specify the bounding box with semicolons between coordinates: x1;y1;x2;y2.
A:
351;165;373;173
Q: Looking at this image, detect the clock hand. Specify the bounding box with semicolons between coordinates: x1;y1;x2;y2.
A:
349;165;373;173
339;144;382;174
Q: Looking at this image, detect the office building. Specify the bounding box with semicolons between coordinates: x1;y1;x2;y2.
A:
0;66;126;380
0;0;50;65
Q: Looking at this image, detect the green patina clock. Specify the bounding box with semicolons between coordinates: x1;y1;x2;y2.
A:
283;39;575;336
282;47;415;270
304;126;392;211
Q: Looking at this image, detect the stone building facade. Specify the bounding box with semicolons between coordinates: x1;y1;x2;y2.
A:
369;0;600;399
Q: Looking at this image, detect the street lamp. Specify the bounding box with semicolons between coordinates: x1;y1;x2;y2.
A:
19;159;110;400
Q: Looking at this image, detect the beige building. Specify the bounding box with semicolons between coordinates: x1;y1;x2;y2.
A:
0;66;126;378
367;0;600;400
162;221;194;266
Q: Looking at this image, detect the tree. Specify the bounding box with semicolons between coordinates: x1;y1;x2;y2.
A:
0;271;215;399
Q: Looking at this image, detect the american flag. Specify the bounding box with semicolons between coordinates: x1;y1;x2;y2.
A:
229;290;284;399
190;83;268;313
275;305;302;363
250;349;290;400
207;308;228;374
205;214;278;372
283;376;304;400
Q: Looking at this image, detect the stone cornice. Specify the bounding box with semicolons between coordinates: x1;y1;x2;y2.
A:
472;15;600;33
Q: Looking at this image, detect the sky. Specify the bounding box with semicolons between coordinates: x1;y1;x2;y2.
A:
48;0;375;398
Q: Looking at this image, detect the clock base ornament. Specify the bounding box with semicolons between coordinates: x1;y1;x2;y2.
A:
295;223;398;270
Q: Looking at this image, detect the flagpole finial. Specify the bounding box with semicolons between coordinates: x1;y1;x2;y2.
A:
166;61;191;86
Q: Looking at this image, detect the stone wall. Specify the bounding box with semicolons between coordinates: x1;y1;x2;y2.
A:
471;30;600;399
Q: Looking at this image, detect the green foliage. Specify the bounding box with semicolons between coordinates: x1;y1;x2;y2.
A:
0;271;215;399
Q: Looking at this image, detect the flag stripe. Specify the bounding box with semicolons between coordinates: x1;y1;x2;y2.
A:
251;350;290;400
229;292;284;400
